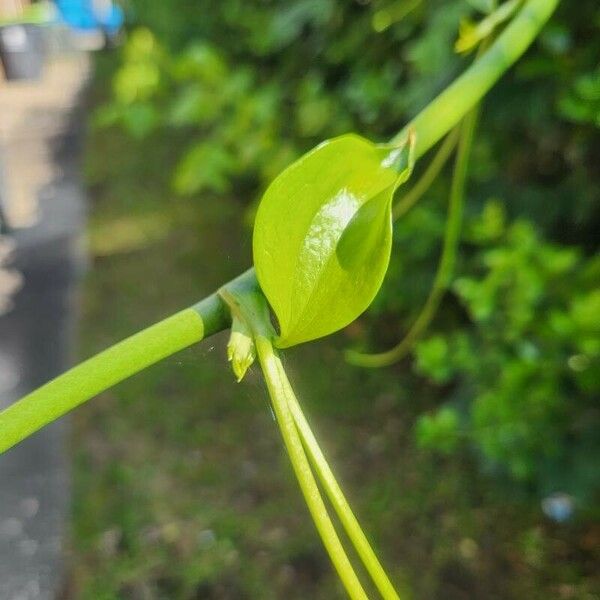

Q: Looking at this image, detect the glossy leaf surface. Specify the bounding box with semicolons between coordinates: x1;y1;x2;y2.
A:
253;134;411;347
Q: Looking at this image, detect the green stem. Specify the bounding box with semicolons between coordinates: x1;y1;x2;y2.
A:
222;276;372;599
455;0;523;53
0;0;559;451
393;0;559;158
348;104;480;368
255;333;368;600
0;294;227;454
392;128;459;221
288;395;400;599
223;278;398;598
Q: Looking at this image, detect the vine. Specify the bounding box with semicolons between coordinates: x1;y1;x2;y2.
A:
0;1;560;596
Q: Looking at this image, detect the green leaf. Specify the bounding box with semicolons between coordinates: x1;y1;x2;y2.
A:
173;143;235;195
416;406;460;454
253;133;413;348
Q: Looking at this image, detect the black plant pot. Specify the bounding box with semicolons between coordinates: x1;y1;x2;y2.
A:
0;23;45;81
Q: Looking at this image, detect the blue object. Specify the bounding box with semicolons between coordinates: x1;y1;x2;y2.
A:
541;493;574;523
55;0;124;35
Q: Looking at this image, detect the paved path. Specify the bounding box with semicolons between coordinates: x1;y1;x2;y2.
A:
0;55;90;600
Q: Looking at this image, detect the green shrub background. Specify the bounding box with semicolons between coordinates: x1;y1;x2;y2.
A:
100;0;600;507
75;1;599;597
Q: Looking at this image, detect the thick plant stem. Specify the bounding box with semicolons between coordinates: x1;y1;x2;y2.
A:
255;334;368;600
348;106;480;368
288;395;400;599
392;128;459;221
0;294;227;453
392;0;559;158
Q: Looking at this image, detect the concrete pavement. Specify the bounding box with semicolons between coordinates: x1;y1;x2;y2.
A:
0;54;89;600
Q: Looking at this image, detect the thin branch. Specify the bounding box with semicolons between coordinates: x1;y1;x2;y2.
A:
255;333;368;600
347;104;480;368
393;0;559;158
392;128;459;221
288;394;401;599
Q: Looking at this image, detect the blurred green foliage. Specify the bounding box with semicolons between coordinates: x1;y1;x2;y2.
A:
412;202;599;503
100;0;599;509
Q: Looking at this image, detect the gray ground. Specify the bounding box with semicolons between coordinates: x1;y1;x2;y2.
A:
0;56;89;600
